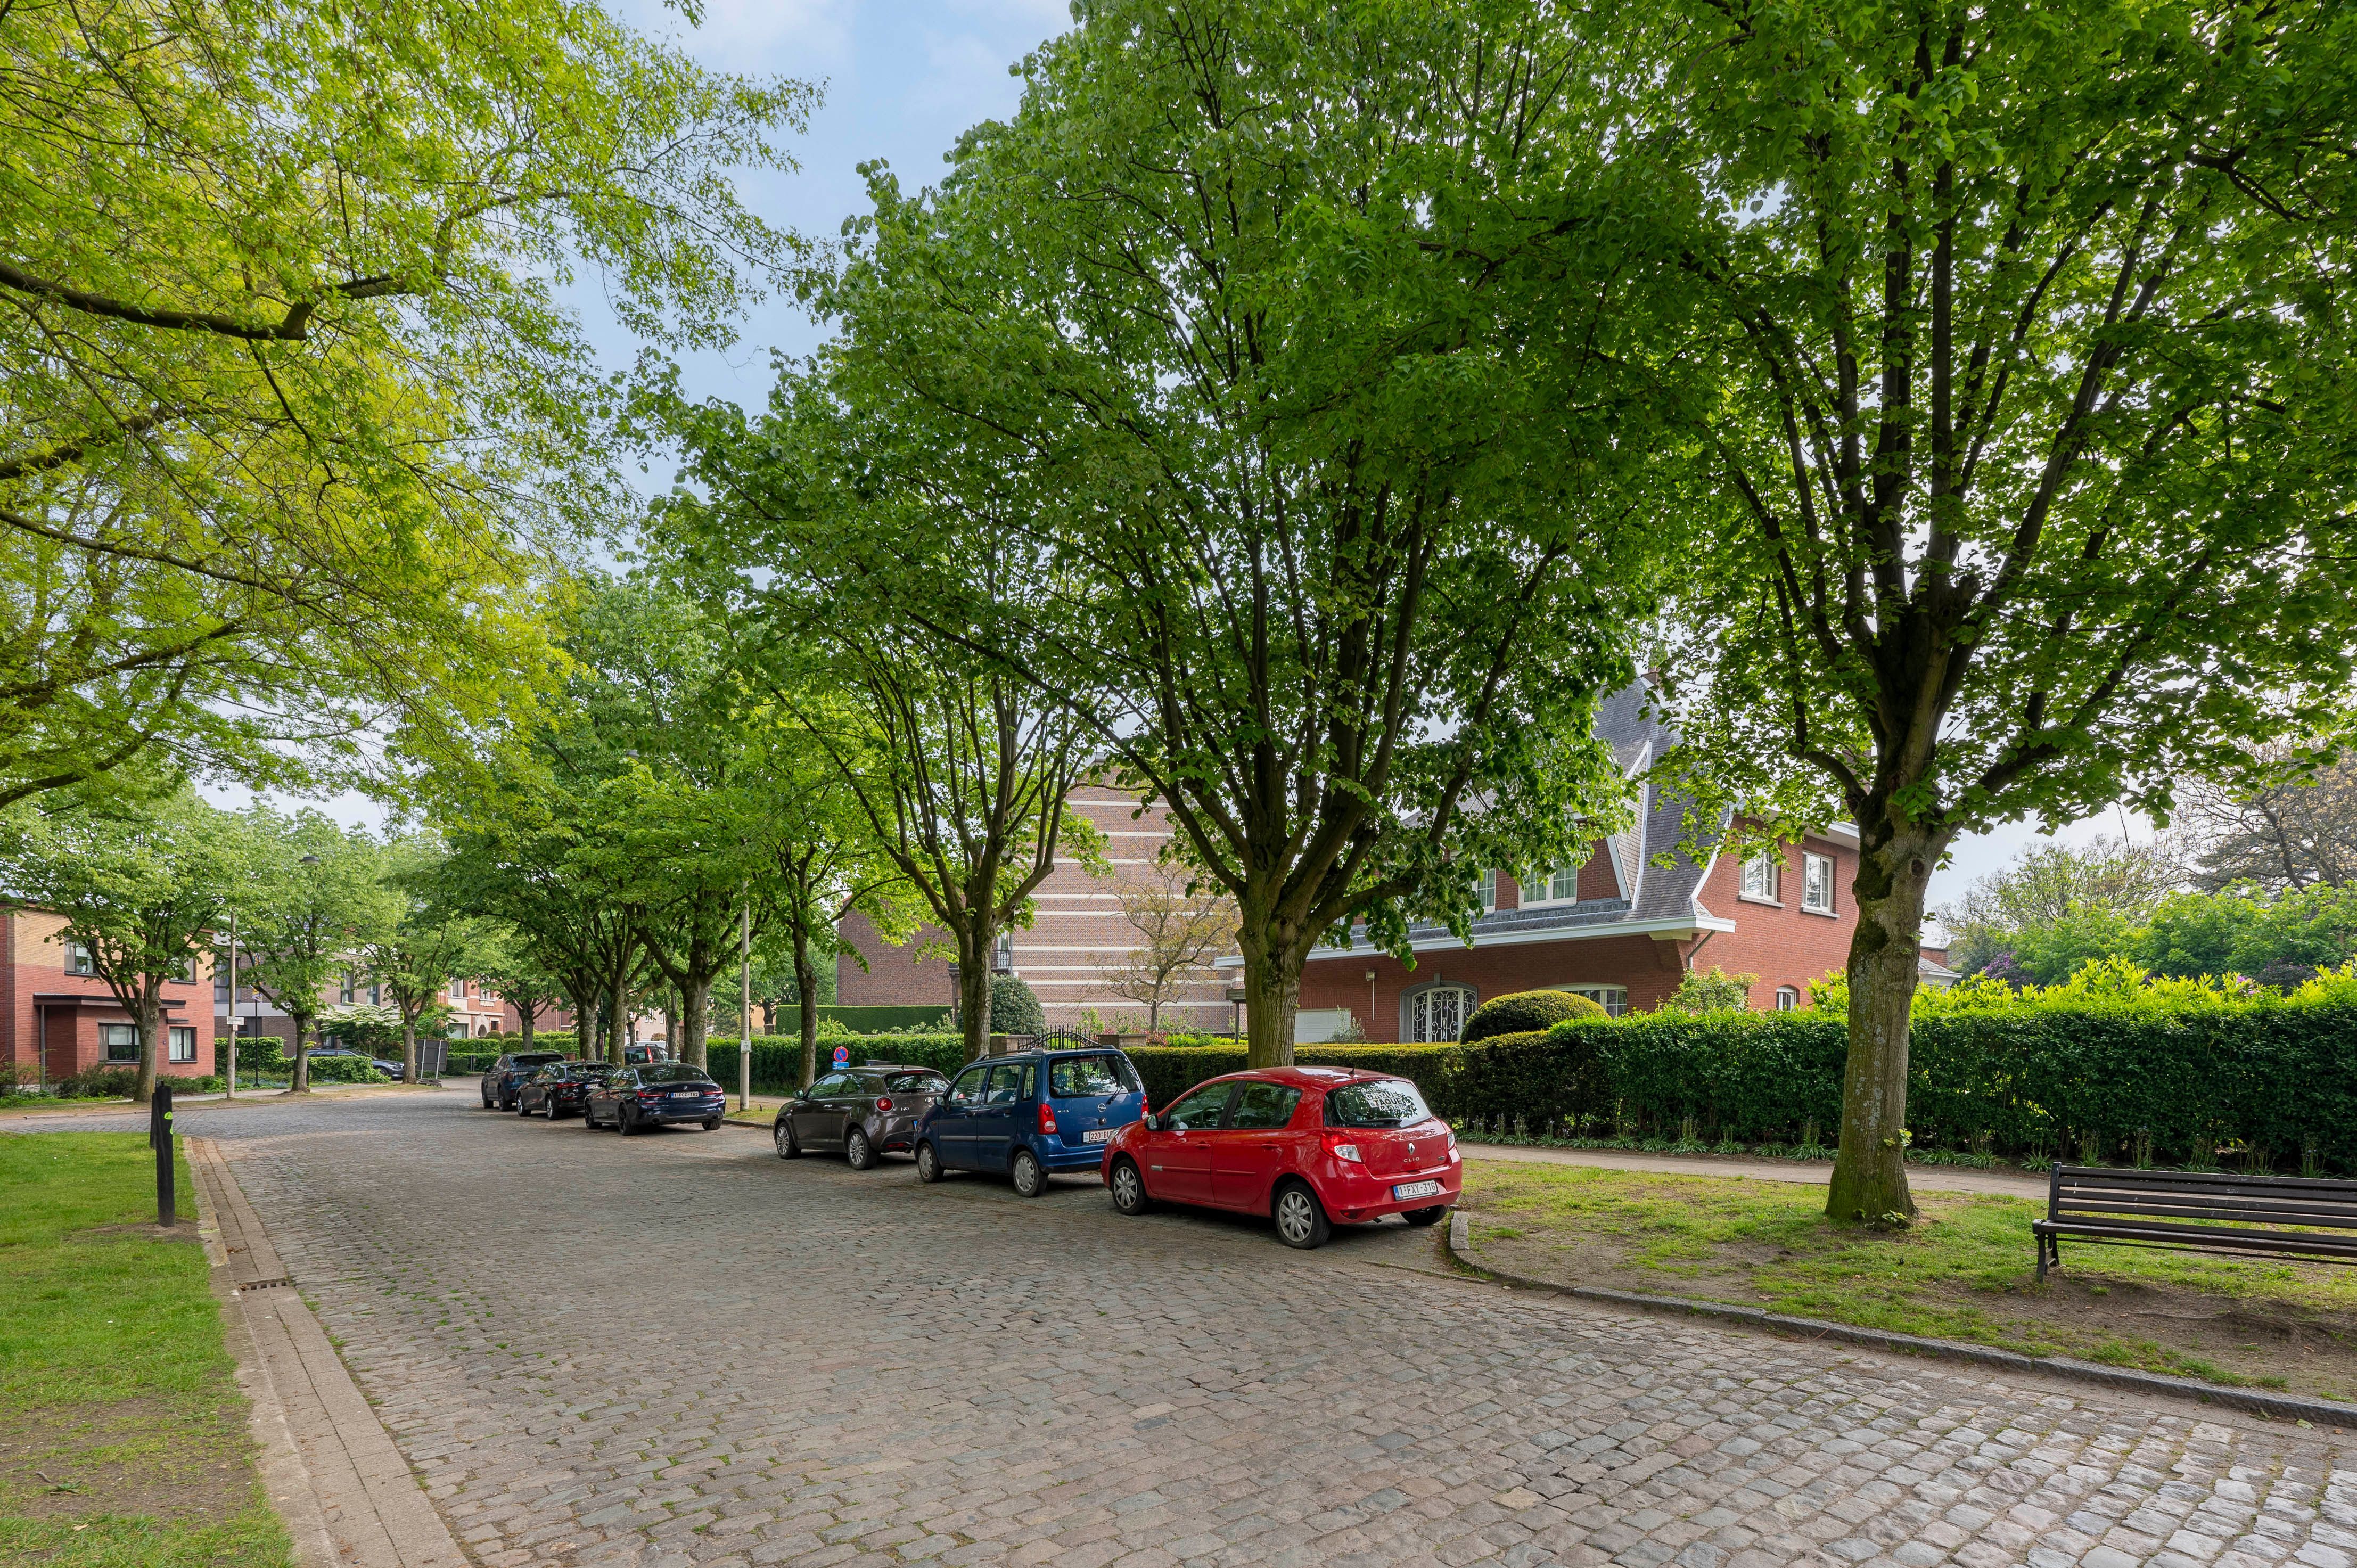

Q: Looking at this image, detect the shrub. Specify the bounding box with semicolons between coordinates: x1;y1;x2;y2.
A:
704;1033;968;1094
990;974;1045;1036
446;1051;499;1075
59;1066;139;1099
306;1054;389;1084
1461;990;1602;1042
1657;967;1761;1015
234;1037;290;1076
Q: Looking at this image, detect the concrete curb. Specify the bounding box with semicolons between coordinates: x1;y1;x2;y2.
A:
191;1137;472;1568
1445;1209;2357;1429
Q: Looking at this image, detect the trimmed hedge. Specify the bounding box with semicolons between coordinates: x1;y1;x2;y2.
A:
1463;990;1603;1042
704;1034;966;1094
1124;1044;1480;1111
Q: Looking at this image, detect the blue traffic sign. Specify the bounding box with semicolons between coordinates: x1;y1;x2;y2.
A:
831;1045;850;1066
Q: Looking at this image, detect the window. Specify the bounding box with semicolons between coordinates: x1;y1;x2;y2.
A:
1325;1079;1434;1129
1740;852;1781;903
1160;1082;1234;1131
169;1026;196;1062
100;1023;138;1060
1803;852;1836;914
1775;987;1799;1011
172;954;195;982
947;1066;990;1105
885;1071;949;1095
1049;1055;1136;1098
339;976;356;1004
1229;1082;1302;1130
1409;984;1474;1043
1562;984;1629;1018
67;941;96;976
811;1072;857;1097
993;930;1015;972
449;978;467;999
983;1062;1034;1104
1477;868;1497;913
1523;865;1580;904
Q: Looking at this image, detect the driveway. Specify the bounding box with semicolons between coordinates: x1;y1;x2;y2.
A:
16;1089;2352;1567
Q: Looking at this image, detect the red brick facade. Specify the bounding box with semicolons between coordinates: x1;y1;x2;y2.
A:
0;908;217;1085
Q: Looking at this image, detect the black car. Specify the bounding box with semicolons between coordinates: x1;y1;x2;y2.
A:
516;1061;612;1119
482;1050;565;1110
585;1062;726;1134
775;1064;950;1169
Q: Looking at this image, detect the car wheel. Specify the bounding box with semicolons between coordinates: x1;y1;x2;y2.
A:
702;1117;720;1131
1109;1157;1151;1216
1274;1181;1332;1250
583;1105;600;1129
481;1089;494;1110
775;1118;801;1160
1402;1205;1449;1227
1011;1148;1047;1198
915;1141;943;1184
845;1127;876;1171
619;1106;640;1136
515;1097;530;1116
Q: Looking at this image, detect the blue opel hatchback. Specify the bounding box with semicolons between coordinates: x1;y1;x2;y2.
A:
913;1048;1146;1197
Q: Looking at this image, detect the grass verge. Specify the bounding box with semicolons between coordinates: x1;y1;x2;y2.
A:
1460;1160;2357;1403
0;1132;292;1567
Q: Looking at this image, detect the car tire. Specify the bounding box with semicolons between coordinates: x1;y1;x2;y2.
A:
1402;1206;1449;1227
1273;1181;1332;1250
1109;1157;1151;1216
701;1117;720;1132
845;1127;876;1171
775;1118;801;1160
915;1141;943;1184
1011;1148;1047;1198
584;1105;602;1130
619;1106;640;1136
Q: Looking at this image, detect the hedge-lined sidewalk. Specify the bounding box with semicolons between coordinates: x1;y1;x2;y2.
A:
0;1132;292;1568
1454;1160;2357;1405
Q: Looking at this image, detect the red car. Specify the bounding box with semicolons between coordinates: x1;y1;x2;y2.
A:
1100;1067;1460;1249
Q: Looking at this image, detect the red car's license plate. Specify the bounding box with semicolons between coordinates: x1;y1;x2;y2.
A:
1392;1179;1443;1200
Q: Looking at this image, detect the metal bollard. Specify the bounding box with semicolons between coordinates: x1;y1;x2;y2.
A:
151;1079;176;1227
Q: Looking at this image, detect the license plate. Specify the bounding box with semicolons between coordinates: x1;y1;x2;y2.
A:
1392;1179;1442;1201
1082;1128;1112;1144
672;1089;706;1099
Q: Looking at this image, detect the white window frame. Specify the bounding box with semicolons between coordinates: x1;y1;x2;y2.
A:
449;978;466;1000
67;940;96;976
1477;868;1497;913
1521;864;1582;906
1739;852;1782;904
1559;983;1629;1018
1407;984;1475;1043
169;1025;197;1062
1802;851;1836;914
1774;986;1799;1011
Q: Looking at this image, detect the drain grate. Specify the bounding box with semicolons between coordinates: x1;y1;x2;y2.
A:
234;1277;293;1293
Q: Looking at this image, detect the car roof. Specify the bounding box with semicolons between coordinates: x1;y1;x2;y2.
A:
1203;1066;1390;1090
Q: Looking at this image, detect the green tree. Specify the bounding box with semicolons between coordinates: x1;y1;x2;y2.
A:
0;788;247;1100
1939;836;2183;978
2136;885;2357;983
664;0;1672;1065
0;0;811;805
243;811;394;1093
1649;0;2357;1221
465;929;569;1050
363;835;487;1082
1658;967;1762;1016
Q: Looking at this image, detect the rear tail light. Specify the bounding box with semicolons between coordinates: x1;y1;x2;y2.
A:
875;1096;892;1113
638;1089;665;1102
1038;1102;1057;1136
1329;1138;1364;1163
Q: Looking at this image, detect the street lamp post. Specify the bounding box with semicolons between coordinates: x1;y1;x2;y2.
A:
224;908;237;1100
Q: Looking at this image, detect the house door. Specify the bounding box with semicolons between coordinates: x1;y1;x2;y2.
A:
1410;986;1474;1043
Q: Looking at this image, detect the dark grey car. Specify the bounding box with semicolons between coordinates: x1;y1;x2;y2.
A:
774;1064;950;1169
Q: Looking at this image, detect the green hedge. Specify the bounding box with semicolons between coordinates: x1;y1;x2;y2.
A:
816;1005;955;1032
1124;1044;1477;1111
704;1034;967;1094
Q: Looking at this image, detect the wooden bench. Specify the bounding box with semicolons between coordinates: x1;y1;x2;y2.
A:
2034;1164;2357;1279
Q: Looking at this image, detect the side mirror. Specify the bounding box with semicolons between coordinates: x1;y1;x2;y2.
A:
1141;1113;1160;1132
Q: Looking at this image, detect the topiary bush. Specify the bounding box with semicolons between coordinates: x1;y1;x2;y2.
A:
1461;989;1603;1042
990;974;1046;1036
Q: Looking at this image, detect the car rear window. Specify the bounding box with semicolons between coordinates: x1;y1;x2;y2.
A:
1324;1079;1434;1129
515;1053;562;1066
884;1072;946;1094
643;1064;711;1085
1049;1055;1137;1098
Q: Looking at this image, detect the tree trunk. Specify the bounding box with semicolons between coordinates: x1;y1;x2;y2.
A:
680;974;713;1068
957;924;995;1063
1236;905;1303;1069
664;1001;678;1061
400;1011;420;1085
607;973;628;1064
1825;819;1947;1224
289;1020;313;1094
134;987;163;1104
519;999;536;1050
792;922;819;1089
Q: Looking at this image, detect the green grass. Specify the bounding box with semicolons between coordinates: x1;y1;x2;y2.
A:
0;1132;292;1567
1462;1161;2357;1397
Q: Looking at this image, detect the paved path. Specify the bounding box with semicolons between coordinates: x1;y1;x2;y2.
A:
14;1090;2356;1568
1458;1143;2050;1198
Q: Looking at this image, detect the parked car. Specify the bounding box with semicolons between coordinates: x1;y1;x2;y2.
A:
481;1050;566;1110
309;1048;404;1078
516;1061;613;1120
1101;1068;1459;1249
774;1064;949;1168
912;1048;1146;1197
584;1062;726;1134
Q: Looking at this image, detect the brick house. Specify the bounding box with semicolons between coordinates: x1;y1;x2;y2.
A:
219;967;570;1049
0;907;217;1087
835;783;1229;1031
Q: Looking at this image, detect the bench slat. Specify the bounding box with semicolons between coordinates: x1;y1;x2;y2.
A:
2052;1165;2357;1200
2035;1216;2357;1258
2052;1195;2357;1229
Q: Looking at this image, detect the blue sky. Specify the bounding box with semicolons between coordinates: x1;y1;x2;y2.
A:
273;0;2126;908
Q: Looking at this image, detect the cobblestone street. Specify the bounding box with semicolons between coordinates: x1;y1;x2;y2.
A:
29;1090;2357;1568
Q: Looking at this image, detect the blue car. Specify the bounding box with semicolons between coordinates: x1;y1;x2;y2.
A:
914;1048;1146;1197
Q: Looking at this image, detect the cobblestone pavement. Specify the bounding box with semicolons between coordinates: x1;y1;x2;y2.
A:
23;1090;2357;1568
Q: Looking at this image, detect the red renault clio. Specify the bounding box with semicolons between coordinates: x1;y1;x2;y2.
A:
1100;1066;1459;1249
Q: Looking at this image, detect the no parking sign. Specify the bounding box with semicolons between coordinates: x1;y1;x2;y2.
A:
831;1045;850;1067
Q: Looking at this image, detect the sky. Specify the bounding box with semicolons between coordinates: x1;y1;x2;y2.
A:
223;0;2132;914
